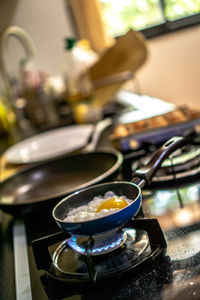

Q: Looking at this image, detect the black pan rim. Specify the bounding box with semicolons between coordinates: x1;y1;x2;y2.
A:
52;181;141;225
0;149;123;207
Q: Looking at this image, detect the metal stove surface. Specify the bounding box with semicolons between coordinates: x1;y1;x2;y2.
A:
1;145;200;300
28;178;200;300
31;217;166;287
142;180;200;300
1;180;200;299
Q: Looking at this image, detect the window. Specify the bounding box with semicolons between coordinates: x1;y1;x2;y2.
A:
68;0;200;52
99;0;200;38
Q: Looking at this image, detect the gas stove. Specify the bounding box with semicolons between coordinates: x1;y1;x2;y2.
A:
31;141;200;299
1;139;200;300
32;217;166;285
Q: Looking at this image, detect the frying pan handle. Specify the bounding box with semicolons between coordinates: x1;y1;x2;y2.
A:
32;231;70;270
84;118;112;152
131;136;187;187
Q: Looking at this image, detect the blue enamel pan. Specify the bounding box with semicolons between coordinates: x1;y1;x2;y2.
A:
53;136;187;236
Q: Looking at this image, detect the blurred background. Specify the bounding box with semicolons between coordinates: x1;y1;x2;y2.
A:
0;0;199;153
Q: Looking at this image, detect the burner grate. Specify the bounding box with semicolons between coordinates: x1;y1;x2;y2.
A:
131;145;200;185
32;218;167;285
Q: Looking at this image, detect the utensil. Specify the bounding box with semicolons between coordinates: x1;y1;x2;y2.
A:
88;30;148;107
53;136;187;236
0;148;123;216
4;118;112;164
4;124;93;164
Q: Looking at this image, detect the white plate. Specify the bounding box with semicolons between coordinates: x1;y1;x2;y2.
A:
4;124;94;164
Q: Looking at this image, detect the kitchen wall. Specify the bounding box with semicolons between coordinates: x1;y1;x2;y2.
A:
0;0;199;108
133;25;200;107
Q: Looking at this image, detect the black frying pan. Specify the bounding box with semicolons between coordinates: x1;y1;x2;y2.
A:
0;149;123;216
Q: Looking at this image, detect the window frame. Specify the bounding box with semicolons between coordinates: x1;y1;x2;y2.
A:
68;0;200;54
107;0;200;40
140;13;200;39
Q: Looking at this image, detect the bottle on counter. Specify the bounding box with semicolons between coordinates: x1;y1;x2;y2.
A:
61;37;100;123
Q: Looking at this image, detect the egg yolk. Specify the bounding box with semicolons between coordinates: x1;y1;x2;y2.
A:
96;196;128;213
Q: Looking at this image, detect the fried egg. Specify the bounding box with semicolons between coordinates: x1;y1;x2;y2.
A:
63;191;132;222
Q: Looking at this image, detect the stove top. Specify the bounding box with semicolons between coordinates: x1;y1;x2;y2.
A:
32;218;166;286
1;178;200;300
1;141;200;300
25;168;200;300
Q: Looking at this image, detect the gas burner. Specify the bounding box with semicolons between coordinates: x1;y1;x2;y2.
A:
32;218;166;284
132;144;200;184
66;228;127;256
53;228;149;281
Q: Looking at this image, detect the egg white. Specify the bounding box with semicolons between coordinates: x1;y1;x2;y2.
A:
63;191;132;222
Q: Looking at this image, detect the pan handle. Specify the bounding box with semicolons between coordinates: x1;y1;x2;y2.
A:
84;118;112;152
131;136;187;187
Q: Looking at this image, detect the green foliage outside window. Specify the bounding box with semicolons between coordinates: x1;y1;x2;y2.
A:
164;0;200;21
99;0;200;37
